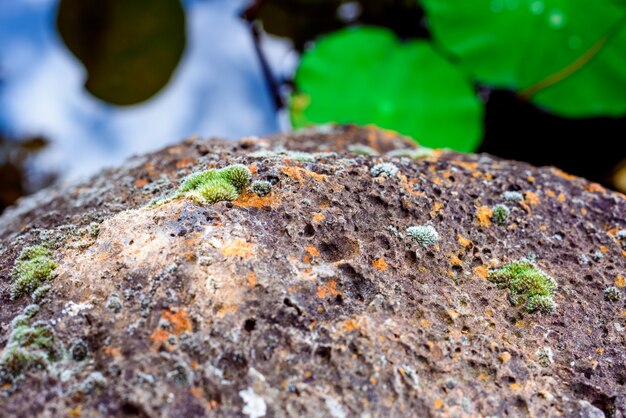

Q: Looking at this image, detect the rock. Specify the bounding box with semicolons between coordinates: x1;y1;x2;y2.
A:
0;125;625;417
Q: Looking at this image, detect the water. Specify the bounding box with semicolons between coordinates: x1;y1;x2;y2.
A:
0;0;296;181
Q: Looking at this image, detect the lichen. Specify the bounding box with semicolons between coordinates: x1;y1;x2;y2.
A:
371;163;399;178
406;225;439;248
488;259;558;314
160;164;252;206
347;144;379;156
10;246;57;300
502;191;524;202
604;286;621;302
250;180;273;197
387;148;434;159
492;204;510;226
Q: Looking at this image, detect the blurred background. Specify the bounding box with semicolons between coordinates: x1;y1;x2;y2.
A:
1;0;625;213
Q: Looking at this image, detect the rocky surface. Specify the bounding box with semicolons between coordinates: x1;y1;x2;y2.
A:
0;125;625;417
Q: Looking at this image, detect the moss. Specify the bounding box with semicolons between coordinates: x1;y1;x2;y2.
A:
371;163;399;177
387;147;434;159
488;259;558;314
10;246;57;300
406;225;439;248
250;180;272;197
31;284;51;304
164;164;252;206
347;144;379;156
492;204;510;226
0;318;64;381
604;286;621;302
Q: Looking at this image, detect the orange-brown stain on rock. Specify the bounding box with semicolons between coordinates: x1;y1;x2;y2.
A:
103;346;122;360
162;309;192;335
586;183;605;193
305;245;320;258
316;280;340;298
282;166;328;183
176;158;195;169
476;206;493;227
397;173;424;198
67;406;81;418
344;319;358;332
552;167;577;180
430;202;444;217
149;328;170;350
499;352;511;363
247;272;257;287
433;399;444;410
312;212;325;223
615;276;625;288
524;192;540;205
449;254;462;267
474;265;489;279
220;239;254;259
373;258;388;272
134;178;149;188
457;234;472;249
599;245;609;254
233;192;280;209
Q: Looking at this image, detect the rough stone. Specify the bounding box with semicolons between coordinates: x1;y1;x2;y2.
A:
0;125;625;417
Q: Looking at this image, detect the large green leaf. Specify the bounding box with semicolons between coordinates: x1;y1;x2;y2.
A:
291;26;483;151
421;0;626;116
57;0;186;105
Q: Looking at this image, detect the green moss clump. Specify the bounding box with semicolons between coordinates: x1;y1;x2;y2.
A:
492;204;510;226
170;164;252;205
10;246;57;300
0;318;64;381
488;259;558;314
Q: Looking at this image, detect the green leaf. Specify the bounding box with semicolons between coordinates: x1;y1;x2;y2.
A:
291;26;484;151
421;0;626;116
56;0;186;106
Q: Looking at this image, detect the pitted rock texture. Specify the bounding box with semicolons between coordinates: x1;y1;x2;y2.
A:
0;125;625;417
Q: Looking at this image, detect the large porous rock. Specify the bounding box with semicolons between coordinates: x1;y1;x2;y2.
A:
0;125;625;417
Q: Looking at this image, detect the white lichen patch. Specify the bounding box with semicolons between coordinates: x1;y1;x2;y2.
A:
239;387;267;418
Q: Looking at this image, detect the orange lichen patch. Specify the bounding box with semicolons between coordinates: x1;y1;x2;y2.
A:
103;346;122;360
67;406;81;418
373;257;388;272
247;272;257;287
281;166;328;183
134;178;149;188
599;245;609;254
449;254;462;267
190;386;204;400
233;191;281;209
176;158;195;169
344;319;358;332
586;183;606;193
419;319;431;328
430;202;444;217
557;193;566;202
312;212;325;224
316;280;341;298
447;310;460;319
247;164;258;175
544;189;556;198
457;234;472;250
474;265;489;279
615;276;625;288
527;176;535;183
552;167;577;181
509;383;521;391
477;373;490;382
581;207;588;216
432;177;443;186
596;347;605;356
220;238;254;259
499;352;511;363
397;173;424;198
453;161;479;172
305;245;320;258
476;206;493;227
433;399;444;410
149;328;170;349
319;199;331;209
621;311;626;318
515;320;525;328
216;304;238;317
162;309;192;335
524;192;540;205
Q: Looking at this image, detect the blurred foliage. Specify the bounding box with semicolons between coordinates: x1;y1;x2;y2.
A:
0;135;57;213
251;0;426;50
292;26;482;150
421;0;626;117
56;0;186;105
